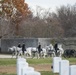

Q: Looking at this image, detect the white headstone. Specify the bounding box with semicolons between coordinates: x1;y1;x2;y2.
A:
17;57;26;62
59;60;69;75
69;65;76;75
22;67;34;75
23;71;41;75
53;57;62;73
17;58;28;75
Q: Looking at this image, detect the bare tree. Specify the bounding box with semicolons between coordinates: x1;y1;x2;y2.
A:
56;4;76;37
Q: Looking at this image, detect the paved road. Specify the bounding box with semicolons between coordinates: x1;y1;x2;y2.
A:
0;54;16;58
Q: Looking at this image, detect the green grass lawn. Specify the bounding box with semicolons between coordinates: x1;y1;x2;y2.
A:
0;57;76;75
0;57;52;65
0;58;16;65
0;57;76;65
27;57;53;64
64;57;76;64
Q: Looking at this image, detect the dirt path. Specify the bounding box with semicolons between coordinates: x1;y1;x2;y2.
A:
0;54;16;58
30;64;51;71
0;64;52;74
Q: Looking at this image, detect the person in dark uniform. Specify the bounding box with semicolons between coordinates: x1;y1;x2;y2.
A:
22;43;26;55
37;42;42;54
54;43;59;55
18;43;21;48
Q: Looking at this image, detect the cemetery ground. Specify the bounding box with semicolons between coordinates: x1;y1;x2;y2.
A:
0;57;76;75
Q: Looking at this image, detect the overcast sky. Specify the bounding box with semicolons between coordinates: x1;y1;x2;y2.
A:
25;0;76;12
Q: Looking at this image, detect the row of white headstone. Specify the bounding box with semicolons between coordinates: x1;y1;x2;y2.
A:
17;57;41;75
52;57;76;75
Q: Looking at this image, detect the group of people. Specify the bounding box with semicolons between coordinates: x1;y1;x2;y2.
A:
17;42;42;55
37;42;63;57
17;42;60;57
38;42;60;52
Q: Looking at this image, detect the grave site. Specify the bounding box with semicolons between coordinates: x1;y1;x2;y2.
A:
53;57;76;75
0;55;76;75
0;0;76;75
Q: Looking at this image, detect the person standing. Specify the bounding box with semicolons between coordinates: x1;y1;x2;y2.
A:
49;44;54;51
18;43;21;48
54;43;59;56
37;42;42;58
22;43;26;55
37;43;42;54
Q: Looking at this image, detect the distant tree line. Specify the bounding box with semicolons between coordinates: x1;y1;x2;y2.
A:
0;1;76;38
